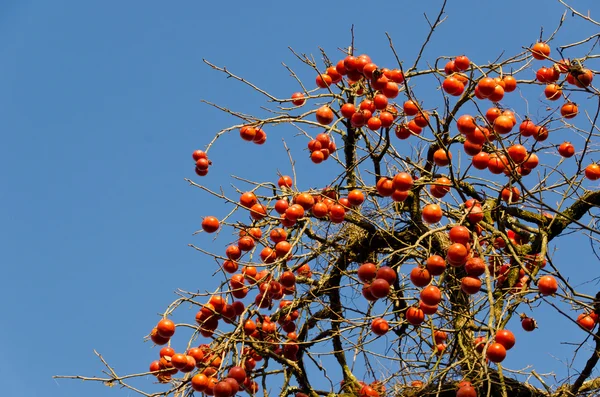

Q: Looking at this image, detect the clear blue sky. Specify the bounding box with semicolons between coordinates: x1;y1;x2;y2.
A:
1;1;599;396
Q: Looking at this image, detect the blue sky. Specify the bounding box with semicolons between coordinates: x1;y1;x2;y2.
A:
1;1;599;396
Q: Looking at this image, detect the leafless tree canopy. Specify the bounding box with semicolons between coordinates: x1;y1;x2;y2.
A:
57;2;600;397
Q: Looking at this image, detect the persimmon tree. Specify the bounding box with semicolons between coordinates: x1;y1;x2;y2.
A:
57;1;600;397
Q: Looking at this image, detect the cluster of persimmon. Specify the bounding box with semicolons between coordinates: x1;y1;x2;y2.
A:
184;178;376;395
191;294;303;394
407;223;559;363
297;53;404;132
358;263;398;302
306;132;336;164
193;150;213;177
275;178;366;225
472;329;515;364
440;55;473;97
293;44;599;192
344;219;554;362
226;184;368;265
239;125;267;145
354;214;565;362
149;238;300;394
149;341;256;396
531;41;592;105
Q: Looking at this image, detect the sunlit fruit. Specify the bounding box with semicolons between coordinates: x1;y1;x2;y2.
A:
495;329;516;350
156;318;176;338
426;255;446;276
531;42;550;59
406;307;425;325
202;217;220;233
420;285;442;306
358;262;377;282
422;204;443;223
537;275;558;295
486;342;507;363
371;318;389;336
370;279;391;298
